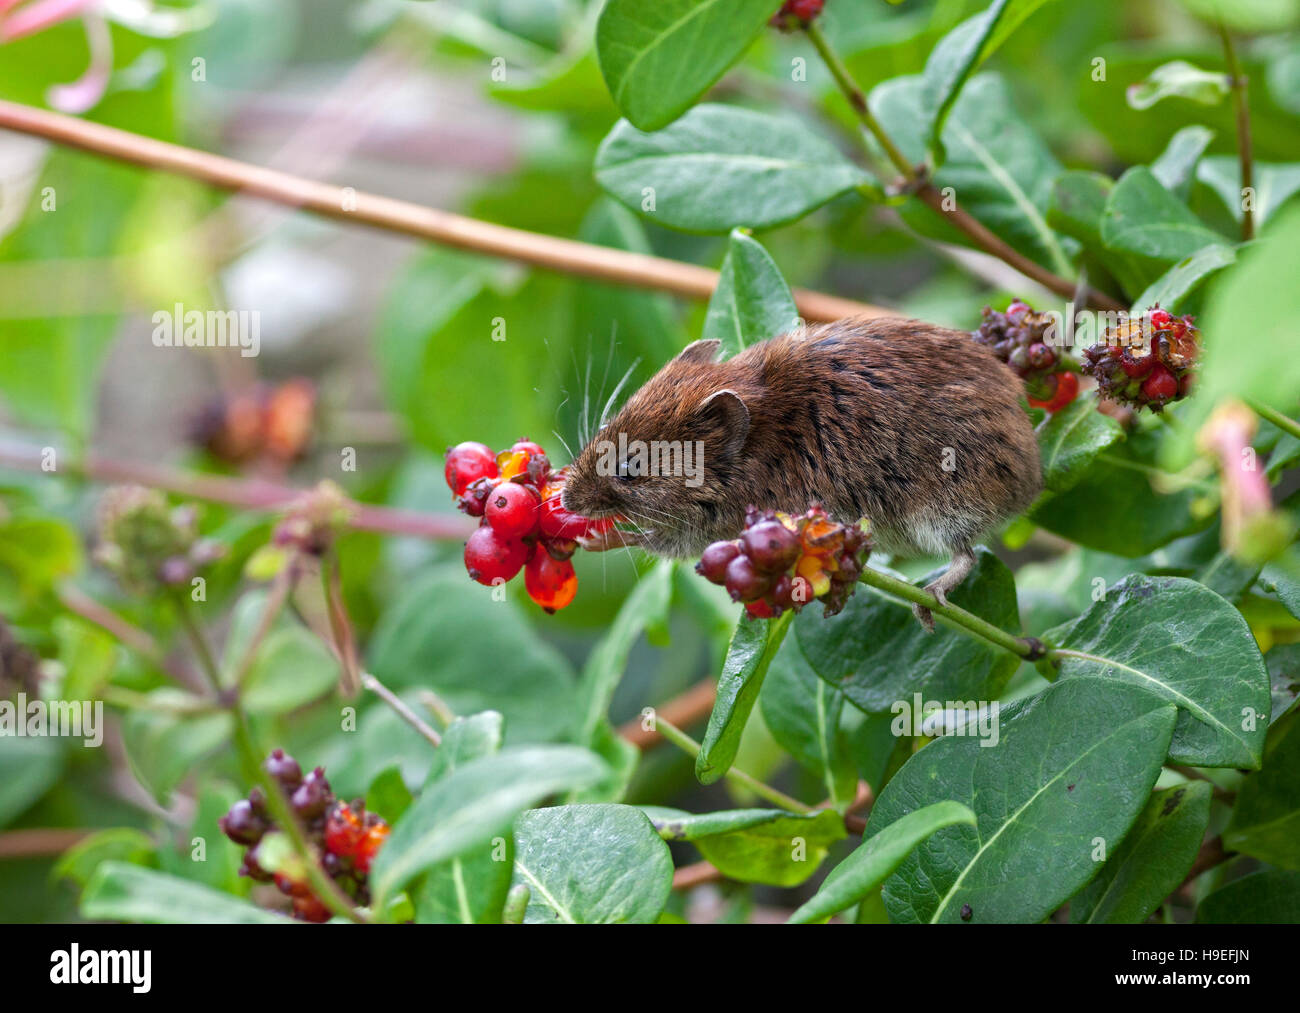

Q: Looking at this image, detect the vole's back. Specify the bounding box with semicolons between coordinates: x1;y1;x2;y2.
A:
731;317;1042;556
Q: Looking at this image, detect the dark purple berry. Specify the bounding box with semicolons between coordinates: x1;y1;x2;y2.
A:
696;540;741;583
220;799;268;846
264;748;302;789
291;767;330;819
724;554;772;603
742;520;800;573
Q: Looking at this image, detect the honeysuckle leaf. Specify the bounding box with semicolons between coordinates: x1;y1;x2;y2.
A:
869;678;1177;923
510;804;672;923
1047;575;1270;768
704;229;800;359
595;0;776;131
372;745;608;905
1223;706;1300;869
82;863;290;924
696;609;793;785
1035;396;1125;496
789;801;977;923
595;104;872;233
1197;156;1300;227
1101;166;1230;262
644;806;846;887
1070;782;1212;923
1150;125;1215;199
1126;60;1230;110
1197;870;1300;923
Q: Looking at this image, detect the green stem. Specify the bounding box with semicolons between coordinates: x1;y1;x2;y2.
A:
655;718;814;814
230;715;366;923
171;596;365;922
361;671;442;748
804;20;915;181
856;565;1038;658
1218;23;1254;242
1249;399;1300;442
231;562;296;689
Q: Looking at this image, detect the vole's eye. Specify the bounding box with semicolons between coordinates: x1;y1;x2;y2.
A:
616;456;644;482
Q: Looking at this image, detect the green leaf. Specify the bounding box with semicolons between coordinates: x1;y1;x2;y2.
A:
1070;782;1212;923
424;711;504;785
1177;0;1300;35
121;701;234;804
594;104;871;234
371;745;607;904
703;229;800;359
1170;203;1300;461
696;609;793;785
796;549;1021;715
511;804;672;922
1224;707;1300;868
1047;170;1158;296
1197;869;1300;924
644;806;846;887
1132;243;1237;314
1033;426;1208;556
870;678;1177;923
0;518;82;598
1197;156;1300;227
1101;166;1230;262
53;828;157;889
241;627;339;715
594;0;776;131
0;735;61;829
1036;397;1125;496
365;766;413;824
1151;125;1215;199
921;0;1055;159
81;862;290;924
576;559;674;746
368;567;578;744
413;711;511;924
789;801;977;923
871;74;1072;275
1048;575;1269;768
761;634;858;811
1126;60;1230;110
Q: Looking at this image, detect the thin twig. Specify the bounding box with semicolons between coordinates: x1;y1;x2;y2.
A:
0;99;889;324
1218;24;1255;242
655;718;814;814
0;440;474;542
803;21;1123;312
362;672;443;748
617;679;718;749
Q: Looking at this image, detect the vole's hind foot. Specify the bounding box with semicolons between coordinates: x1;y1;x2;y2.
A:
909;546;977;633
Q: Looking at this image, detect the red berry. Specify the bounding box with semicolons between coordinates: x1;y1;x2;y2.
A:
464;526;529;585
1141;364;1178;402
1149;308;1172;331
742;520;800;574
745;599;775;619
724;554;772;603
524;552;577;613
538;477;610;540
696;540;741;584
485;481;540;539
293;895;332;923
324;803;364;858
1119;352;1154;378
353;823;390;874
445;442;498;497
1007;300;1030;317
1027;343;1055;370
1039;371;1080;413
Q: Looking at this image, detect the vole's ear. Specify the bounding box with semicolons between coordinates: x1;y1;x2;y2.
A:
673;339;721;365
697;389;750;457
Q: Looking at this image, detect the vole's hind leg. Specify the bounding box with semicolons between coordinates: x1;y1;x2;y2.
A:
910;545;977;633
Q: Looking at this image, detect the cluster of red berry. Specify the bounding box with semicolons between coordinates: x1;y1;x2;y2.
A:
771;0;825;30
973;300;1080;414
190;378;317;465
696;505;870;619
218;750;389;922
445;439;612;613
1082;307;1198;412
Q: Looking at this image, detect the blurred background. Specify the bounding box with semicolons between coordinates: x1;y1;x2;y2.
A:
1;0;1298;922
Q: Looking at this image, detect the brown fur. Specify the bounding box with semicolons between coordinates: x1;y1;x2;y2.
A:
561;316;1042;562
